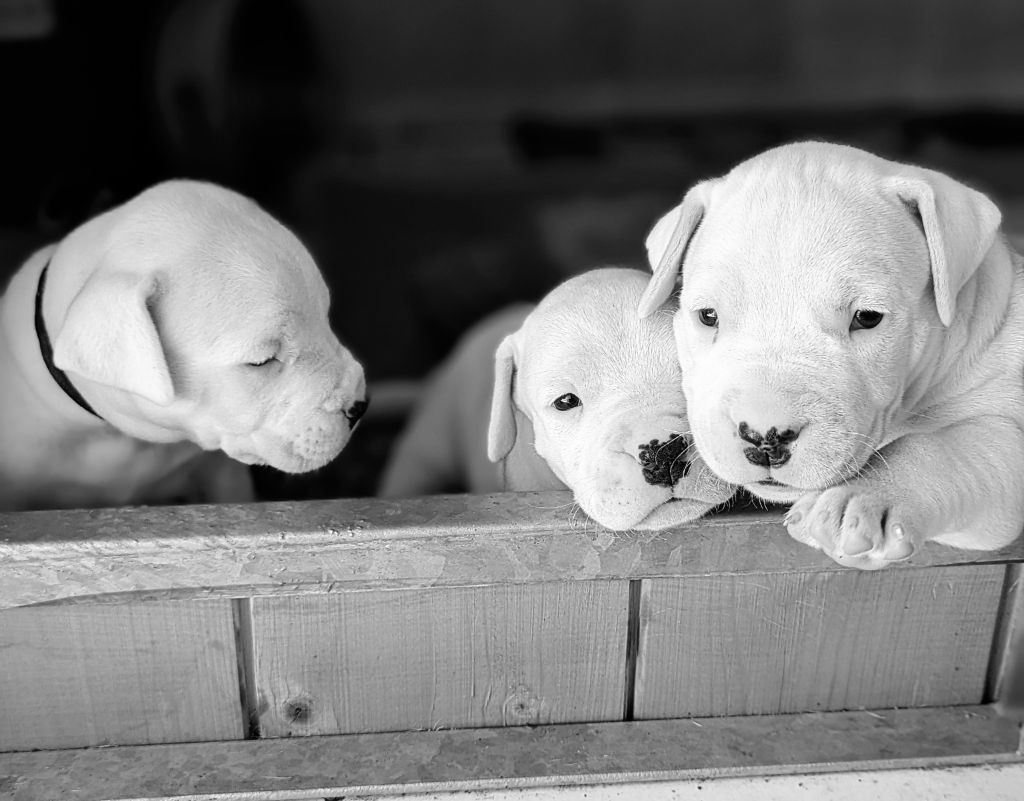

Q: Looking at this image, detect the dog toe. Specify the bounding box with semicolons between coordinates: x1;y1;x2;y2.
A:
788;487;914;570
783;494;825;550
881;522;916;561
836;497;915;569
836;495;884;557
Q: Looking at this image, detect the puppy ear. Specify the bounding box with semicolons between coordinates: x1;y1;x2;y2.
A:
501;409;567;491
53;271;175;405
886;170;1002;327
487;334;518;462
638;179;717;318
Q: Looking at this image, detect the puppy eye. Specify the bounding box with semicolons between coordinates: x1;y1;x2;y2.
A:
697;308;719;328
851;310;884;331
247;356;277;367
552;393;581;411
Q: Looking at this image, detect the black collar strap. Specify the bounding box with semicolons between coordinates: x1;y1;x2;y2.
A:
34;261;101;419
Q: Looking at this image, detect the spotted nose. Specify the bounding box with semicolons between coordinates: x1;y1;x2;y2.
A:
637;434;691;487
738;421;800;467
344;398;369;429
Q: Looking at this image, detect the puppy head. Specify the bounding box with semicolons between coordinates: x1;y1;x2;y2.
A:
639;141;1002;502
488;267;733;530
53;180;367;473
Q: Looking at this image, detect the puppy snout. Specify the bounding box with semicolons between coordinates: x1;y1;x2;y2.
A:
738;421;800;468
320;364;367;416
637;434;691;487
344;398;369;429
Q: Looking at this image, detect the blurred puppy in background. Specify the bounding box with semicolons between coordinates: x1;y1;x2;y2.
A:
0;181;367;511
381;268;733;531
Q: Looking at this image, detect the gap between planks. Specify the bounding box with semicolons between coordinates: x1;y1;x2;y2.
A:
232;597;262;739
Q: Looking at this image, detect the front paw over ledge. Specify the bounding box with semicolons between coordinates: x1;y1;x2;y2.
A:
784;485;917;571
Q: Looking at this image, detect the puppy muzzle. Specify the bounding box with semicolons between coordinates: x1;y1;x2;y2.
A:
637;433;692;486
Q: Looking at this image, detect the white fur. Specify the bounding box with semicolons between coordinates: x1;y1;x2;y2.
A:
641;141;1024;569
0;180;366;511
381;268;734;531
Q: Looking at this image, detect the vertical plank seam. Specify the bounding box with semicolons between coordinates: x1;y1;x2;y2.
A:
985;562;1023;707
622;579;643;721
232;597;261;739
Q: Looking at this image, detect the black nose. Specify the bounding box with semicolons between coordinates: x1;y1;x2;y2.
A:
738;421;799;467
638;434;691;487
345;398;369;428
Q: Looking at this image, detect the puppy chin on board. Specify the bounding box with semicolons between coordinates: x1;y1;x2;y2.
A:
380;267;735;531
640;140;1024;569
0;180;368;512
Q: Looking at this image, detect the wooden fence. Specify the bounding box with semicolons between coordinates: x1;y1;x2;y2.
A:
1;492;1022;799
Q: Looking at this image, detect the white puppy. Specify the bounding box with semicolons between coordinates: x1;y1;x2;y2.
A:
640;141;1024;568
0;180;367;511
381;268;733;531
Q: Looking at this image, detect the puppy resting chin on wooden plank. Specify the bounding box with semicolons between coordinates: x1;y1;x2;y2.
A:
640;140;1024;569
380;268;734;531
0;180;367;511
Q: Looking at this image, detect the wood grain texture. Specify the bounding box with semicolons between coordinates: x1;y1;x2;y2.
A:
2;493;1021;608
0;600;243;751
1;705;1019;801
251;581;628;736
992;563;1024;719
634;565;1005;719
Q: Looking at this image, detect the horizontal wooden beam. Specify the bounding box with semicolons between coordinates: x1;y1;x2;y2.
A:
2;705;1020;801
2;493;1022;608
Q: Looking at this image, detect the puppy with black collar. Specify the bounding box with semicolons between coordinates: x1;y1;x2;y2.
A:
0;180;367;510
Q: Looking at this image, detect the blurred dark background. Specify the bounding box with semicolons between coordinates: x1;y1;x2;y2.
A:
3;0;1024;500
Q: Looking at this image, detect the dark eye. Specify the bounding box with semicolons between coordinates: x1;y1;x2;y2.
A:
697;308;718;328
552;393;581;411
851;310;884;331
247;356;277;367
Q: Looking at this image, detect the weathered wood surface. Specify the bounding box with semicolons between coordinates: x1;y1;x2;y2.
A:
252;582;628;736
3;493;1022;609
993;562;1024;720
1;705;1019;801
0;600;243;752
634;566;1005;719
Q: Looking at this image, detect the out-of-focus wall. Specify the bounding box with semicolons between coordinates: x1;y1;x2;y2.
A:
6;0;1024;500
299;0;1024;128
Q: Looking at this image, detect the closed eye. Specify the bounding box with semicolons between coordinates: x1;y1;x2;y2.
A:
246;339;283;367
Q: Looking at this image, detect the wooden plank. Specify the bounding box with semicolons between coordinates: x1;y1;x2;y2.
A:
251;582;628;736
1;706;1019;801
0;600;243;752
992;562;1024;720
2;494;1022;609
634;566;1005;719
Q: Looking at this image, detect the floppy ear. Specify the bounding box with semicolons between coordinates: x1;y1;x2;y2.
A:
487;334;518;462
500;409;567;492
53;271;175;405
638;179;717;318
886;170;1002;327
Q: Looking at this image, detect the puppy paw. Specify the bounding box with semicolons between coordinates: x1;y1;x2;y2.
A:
784;486;916;570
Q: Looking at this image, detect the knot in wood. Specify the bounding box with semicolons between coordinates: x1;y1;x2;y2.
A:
283;695;314;724
503;686;541;724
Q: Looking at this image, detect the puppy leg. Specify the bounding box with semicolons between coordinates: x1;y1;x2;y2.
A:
785;416;1024;569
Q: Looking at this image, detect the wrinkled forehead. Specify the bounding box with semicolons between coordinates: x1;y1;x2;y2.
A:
155;247;331;356
172;230;328;311
517;308;679;396
686;170;926;293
